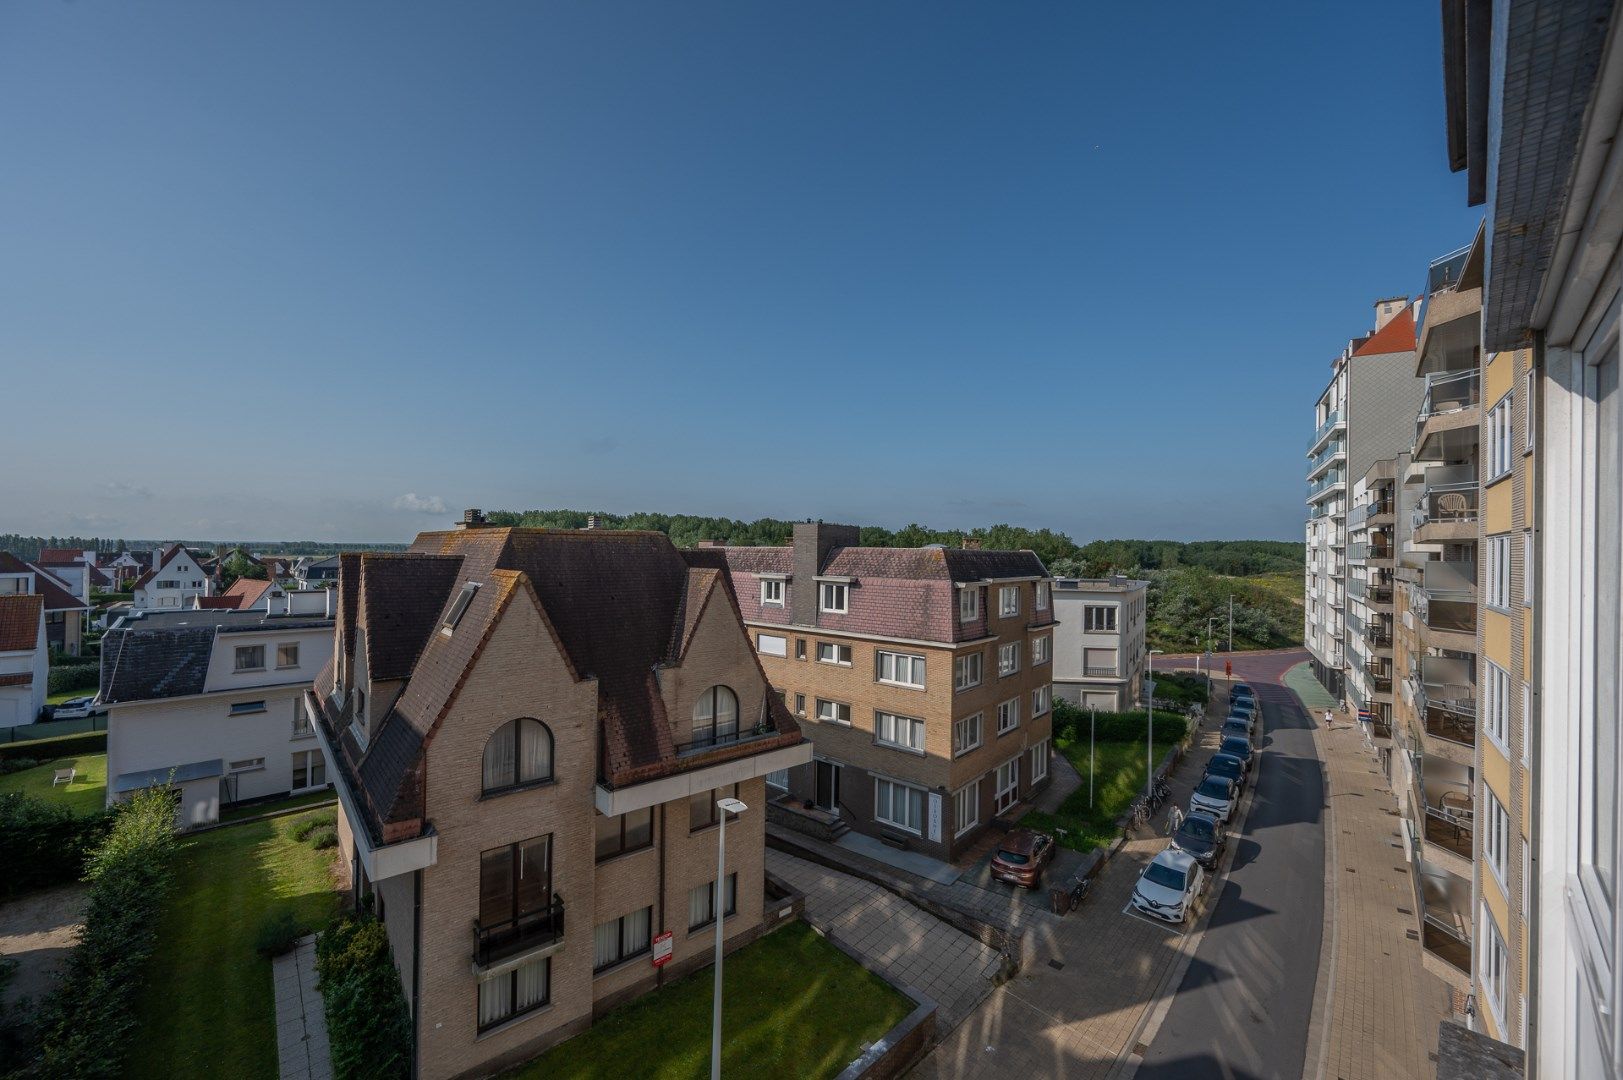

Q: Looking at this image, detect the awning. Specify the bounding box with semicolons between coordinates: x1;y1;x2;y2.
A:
112;758;224;794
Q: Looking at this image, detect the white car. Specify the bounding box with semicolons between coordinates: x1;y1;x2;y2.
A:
1189;774;1237;823
51;696;96;720
1131;848;1207;924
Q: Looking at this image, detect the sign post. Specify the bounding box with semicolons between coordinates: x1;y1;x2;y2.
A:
652;931;673;968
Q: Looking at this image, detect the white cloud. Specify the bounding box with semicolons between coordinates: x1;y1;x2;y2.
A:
98;480;154;499
393;493;447;514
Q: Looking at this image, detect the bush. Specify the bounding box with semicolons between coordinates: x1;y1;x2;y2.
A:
0;757;39;775
255;911;307;959
0;794;113;900
292;811;338;842
1151;671;1210;707
27;787;179;1078
0;732;107;762
306;825;338;850
316;913;411;1080
1052;699;1189;744
46;664;100;697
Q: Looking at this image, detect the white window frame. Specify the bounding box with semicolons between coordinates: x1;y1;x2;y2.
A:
291;749;326;791
953;712;983;757
1483;784;1511;891
1486;533;1512;610
876;650;926;689
760;579;784;606
994;758;1020;813
1031;684;1051;717
958;587;979;623
1031;634;1051;665
953;780;980;838
996;697;1020;735
873;777;925;835
1479;903;1509;1033
815;699;851;725
1523;368;1536;452
1030;738;1050;782
1523;530;1534;607
757;633;788;657
997;641;1020;677
816;642;852;666
1034;581;1049;611
1484;659;1511;751
1488;391;1514;480
818;581;849;614
1521;680;1532;767
875;711;926;754
998;585;1020;618
954;652;982;691
1084;604;1117;632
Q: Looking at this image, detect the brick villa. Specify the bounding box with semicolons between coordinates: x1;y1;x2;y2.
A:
711;522;1055;863
304;513;810;1079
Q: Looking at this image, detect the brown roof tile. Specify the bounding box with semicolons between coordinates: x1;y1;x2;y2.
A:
0;594;44;652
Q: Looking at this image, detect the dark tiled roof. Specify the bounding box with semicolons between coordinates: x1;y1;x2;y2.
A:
195;596;245;609
100;625;217;703
358;553;465;680
0;553;87;612
0;595;43;652
331;528;804;841
34;548;84;565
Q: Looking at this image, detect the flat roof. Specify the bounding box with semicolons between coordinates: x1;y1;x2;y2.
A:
112;758;224;794
116;610;332;633
1052;577;1150;594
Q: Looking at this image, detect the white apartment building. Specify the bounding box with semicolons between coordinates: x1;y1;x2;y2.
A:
100;608;334;826
1050;576;1148;711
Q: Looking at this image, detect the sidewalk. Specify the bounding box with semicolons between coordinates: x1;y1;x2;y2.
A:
1304;701;1453;1080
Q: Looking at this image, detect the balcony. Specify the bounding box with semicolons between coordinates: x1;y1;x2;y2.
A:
1307;441;1347;480
1346;498;1395;529
1412;465;1480;542
473;897;565;969
1411;562;1478;647
1415;370;1482;460
675;722;783;757
1310;409;1346;453
1416;853;1473;987
1307;471;1346;503
1083;665;1121;678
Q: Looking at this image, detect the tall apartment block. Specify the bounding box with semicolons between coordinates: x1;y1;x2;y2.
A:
1344;448;1408;747
1432;3;1621;1075
1306;299;1429;699
715;522;1055;863
305;519;810;1078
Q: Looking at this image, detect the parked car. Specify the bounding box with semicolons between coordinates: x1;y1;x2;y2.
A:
1231;682;1254;698
1203;752;1246;790
1221;718;1252;742
50;697;96;720
1219;734;1254;770
1228;701;1258;725
1170;811;1227;871
1190;774;1237;823
989;827;1056;889
1131;848;1207;924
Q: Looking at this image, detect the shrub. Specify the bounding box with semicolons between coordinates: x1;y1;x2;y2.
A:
1052;700;1188;744
0;794;113;900
255;911;307;959
0;732;107;762
1151;671;1210;707
316;913;411;1080
0;757;39;775
27;786;179;1078
292;811;338;842
46;665;100;697
306;825;338;850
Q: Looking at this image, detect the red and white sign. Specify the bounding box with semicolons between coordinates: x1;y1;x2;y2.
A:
651;931;674;968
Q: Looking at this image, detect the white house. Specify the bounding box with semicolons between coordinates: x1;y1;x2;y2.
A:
0;552;89;657
1050;576;1150;711
0;594;48;728
100;608;334;827
130;543;213;612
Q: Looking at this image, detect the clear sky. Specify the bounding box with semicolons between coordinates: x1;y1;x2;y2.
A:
0;2;1483;543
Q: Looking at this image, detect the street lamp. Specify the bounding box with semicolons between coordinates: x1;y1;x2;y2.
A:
711;796;748;1080
1146;648;1164;801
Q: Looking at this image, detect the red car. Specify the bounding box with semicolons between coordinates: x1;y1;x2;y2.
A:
989;828;1056;889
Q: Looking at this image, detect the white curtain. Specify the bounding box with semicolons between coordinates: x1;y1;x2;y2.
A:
625;907;651;954
516;958;549;1010
519;719;552;782
715;688;738;738
593;921;619;970
478;975;511;1028
482;725;516;791
688;882;711;928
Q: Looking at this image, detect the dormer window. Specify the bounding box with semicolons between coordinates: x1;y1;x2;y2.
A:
691;686;739;749
441;582;481;636
818;582;848;614
760;579;784;606
958;587;979;623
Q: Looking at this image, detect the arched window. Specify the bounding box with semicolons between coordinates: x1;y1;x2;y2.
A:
691;686;739;748
482;718;554;794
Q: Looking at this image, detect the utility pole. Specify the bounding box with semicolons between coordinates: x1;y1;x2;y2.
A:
1228;594;1234;653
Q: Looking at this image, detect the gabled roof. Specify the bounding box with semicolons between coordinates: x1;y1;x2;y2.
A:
131;543;204;591
34;548;86;565
0;553;87;612
357;553;465;681
194;595;244;610
1352;305;1417;356
0;594;44;652
223;577;273;608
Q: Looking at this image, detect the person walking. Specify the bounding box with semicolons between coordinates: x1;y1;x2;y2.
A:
1165;803;1184;836
1323;708;1334;729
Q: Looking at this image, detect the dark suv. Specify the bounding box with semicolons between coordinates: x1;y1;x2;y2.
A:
1170;811;1227;870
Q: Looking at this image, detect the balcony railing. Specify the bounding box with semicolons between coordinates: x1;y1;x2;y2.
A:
1307;442;1346;478
1347;498;1394;528
1424;707;1477;746
1310;409;1345;450
1419;369;1481;421
675;722;780;757
1307;471;1345;502
474;897;565;968
1413;466;1480;531
1423;805;1474;859
1083;665;1120;677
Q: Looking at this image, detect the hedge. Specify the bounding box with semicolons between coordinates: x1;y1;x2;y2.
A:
316;912;412;1080
0;794;113;900
27;786;179;1079
0;731;107;761
47;664;100;696
1052;699;1190;744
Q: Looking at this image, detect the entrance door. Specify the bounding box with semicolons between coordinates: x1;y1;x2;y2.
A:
815;760;841;814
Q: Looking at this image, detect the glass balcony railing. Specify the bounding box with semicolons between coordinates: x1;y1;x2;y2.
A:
1307;442;1347;478
1307;471;1345;502
1413;466;1480;531
1310;409;1346;450
1416;370;1481;444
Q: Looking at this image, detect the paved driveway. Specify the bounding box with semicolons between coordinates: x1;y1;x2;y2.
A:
765;850;1002;1029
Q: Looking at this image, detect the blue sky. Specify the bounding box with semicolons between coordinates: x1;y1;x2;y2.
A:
0;2;1483;543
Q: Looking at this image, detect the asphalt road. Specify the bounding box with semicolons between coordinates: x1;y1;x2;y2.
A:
1138;649;1327;1080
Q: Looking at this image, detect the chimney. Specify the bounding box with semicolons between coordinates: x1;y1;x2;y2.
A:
961;536;982;550
695;539;723;548
1372;296;1407;331
790;520;860;627
457;509;487;530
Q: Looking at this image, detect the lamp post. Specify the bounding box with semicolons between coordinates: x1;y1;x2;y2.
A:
711;796;748;1080
1146;648;1164;800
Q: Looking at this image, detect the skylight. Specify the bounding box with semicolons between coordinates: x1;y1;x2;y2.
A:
441;582;481;635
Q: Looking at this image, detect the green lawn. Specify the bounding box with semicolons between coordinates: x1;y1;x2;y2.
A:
45;689;89;705
1023;729;1184;852
0;752;107;815
126;808;343;1080
508;921;912;1080
219;788;336;823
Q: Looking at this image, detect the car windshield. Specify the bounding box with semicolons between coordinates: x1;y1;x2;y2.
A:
1208;759;1241;778
997;850;1030;865
1222;738;1249;754
1198;777;1231;799
1143;862;1188;890
1179;817;1216;841
1223;723;1248;734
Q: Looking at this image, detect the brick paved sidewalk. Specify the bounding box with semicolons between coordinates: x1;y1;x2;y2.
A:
765;850;1003;1029
1305;704;1453;1080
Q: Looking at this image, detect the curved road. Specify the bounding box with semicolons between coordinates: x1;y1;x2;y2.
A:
1139;649;1327;1080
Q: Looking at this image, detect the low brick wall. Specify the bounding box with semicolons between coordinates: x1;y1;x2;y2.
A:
834;999;937;1080
765;799;843;842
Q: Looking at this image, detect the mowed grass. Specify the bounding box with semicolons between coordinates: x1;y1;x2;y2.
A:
1023;730;1184;852
0;752;107;815
126;808;343;1080
507;921;912;1080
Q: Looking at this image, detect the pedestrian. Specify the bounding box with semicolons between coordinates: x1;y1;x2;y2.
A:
1323;708;1333;729
1165;803;1184;836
